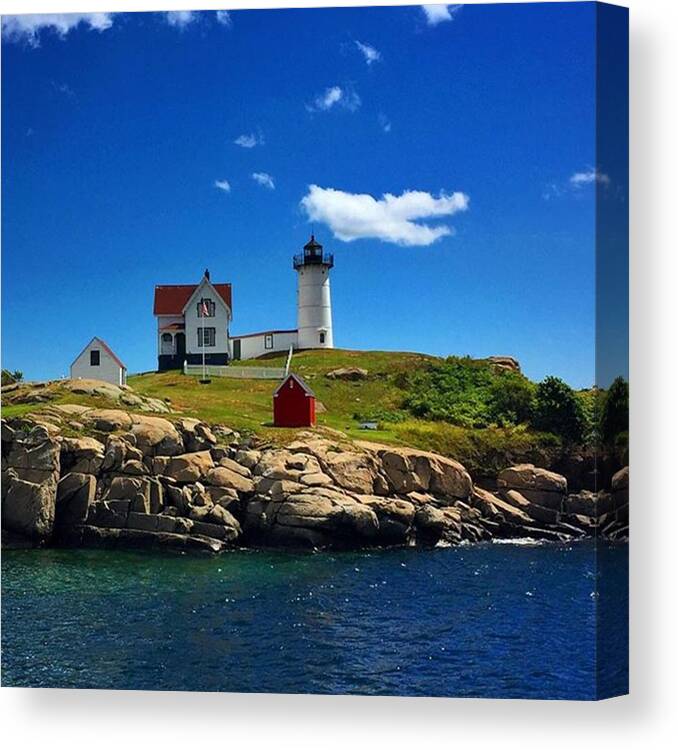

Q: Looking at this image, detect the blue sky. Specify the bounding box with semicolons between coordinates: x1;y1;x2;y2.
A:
1;4;627;387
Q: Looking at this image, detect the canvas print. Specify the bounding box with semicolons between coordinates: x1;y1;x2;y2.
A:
1;3;628;699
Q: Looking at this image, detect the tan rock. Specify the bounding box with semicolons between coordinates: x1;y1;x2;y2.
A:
216;456;252;478
165;451;214;482
206;466;254;493
84;409;133;432
131;415;184;456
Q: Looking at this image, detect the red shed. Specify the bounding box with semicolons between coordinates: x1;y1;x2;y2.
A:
273;373;316;428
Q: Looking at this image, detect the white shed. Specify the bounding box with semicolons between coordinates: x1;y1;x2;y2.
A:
70;337;127;386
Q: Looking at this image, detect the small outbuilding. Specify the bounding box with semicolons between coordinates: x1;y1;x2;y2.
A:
70;337;127;387
273;373;316;428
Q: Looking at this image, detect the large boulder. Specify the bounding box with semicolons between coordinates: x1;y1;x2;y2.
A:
130;416;184;457
176;418;217;452
2;425;61;541
358;495;416;544
205;466;254;494
83;409;133;432
3;474;58;540
325;367;368;381
497;464;567;509
61;436;105;474
164;451;214;482
358;443;473;502
55;472;96;528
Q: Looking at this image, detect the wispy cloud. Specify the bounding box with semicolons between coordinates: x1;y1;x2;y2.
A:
421;5;463;27
378;113;392;133
215;11;232;27
307;85;361;113
214;179;231;193
164;11;197;29
569;168;611;188
300;185;469;246
252;172;275;190
52;81;76;98
234;132;263;148
1;13;114;45
355;40;381;65
544;167;612;200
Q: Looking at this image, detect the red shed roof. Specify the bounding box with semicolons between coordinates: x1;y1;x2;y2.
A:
273;373;315;398
153;283;232;315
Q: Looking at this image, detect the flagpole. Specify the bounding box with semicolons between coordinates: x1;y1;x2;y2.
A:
201;301;206;381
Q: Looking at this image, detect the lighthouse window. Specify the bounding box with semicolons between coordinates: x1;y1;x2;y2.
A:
319;332;326;344
264;334;273;349
90;350;100;366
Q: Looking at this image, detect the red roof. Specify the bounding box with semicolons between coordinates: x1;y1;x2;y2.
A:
153;283;232;315
273;373;315;397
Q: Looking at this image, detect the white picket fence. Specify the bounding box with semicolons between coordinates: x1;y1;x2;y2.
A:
183;363;286;380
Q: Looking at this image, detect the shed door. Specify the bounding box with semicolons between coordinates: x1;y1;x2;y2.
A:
233;339;241;360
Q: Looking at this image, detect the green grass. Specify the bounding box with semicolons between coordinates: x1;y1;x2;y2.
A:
127;349;560;468
0;349;567;471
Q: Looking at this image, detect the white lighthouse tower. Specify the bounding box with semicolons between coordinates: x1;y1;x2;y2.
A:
294;235;334;349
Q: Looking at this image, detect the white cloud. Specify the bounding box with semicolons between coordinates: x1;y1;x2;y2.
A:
165;11;197;29
214;179;231;193
378;113;392;133
252;172;275;190
215;11;232;27
300;185;469;247
569;168;611;188
355;40;381;65
421;5;463;27
234;133;261;148
307;85;361;113
1;13;114;45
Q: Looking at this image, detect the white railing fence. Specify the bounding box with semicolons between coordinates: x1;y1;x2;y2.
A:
183;363;286;380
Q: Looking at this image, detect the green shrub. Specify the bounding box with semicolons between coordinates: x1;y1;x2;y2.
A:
1;369;22;386
400;357;535;429
533;376;586;444
600;376;629;445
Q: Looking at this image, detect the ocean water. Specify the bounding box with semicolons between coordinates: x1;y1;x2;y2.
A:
1;541;628;699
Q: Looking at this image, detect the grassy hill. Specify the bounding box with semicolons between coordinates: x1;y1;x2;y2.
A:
127;349;561;477
2;348;596;477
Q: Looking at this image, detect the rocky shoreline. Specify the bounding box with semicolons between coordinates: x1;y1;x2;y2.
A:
1;406;629;554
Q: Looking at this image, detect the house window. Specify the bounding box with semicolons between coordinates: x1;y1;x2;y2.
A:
90;350;100;366
197;298;216;317
264;334;273;349
198;327;216;347
319;332;326;344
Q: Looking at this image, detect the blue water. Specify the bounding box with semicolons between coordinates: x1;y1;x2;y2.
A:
1;541;628;699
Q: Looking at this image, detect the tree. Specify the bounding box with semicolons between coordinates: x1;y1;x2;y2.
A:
533;376;586;444
487;373;535;425
600;376;629;445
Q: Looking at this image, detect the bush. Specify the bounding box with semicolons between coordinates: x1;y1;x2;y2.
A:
401;357;535;428
487;373;535;425
533;376;586;444
600;376;629;445
1;369;22;386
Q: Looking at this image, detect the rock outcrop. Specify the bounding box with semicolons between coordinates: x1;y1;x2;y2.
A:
325;367;369;381
1;413;629;553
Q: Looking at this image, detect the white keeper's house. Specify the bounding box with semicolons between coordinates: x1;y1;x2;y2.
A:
70;337;127;386
153;235;335;371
